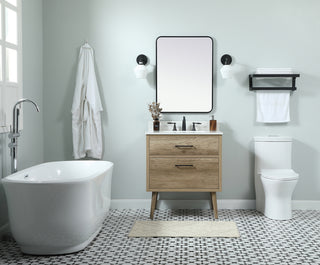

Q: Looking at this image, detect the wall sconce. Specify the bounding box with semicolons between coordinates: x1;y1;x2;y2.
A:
220;54;233;79
134;54;148;79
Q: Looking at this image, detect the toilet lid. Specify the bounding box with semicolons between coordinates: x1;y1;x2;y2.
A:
261;169;299;181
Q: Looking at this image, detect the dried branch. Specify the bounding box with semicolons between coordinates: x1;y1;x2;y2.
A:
148;102;162;120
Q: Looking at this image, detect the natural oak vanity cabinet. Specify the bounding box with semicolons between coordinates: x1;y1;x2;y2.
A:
146;133;222;219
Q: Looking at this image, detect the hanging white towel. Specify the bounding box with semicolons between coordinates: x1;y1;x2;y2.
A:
71;43;103;159
256;91;290;123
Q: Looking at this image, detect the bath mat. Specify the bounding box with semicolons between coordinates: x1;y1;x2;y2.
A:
128;221;240;238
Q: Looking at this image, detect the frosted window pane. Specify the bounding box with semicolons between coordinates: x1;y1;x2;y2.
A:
6;48;17;83
0;46;2;81
6;0;17;6
5;8;17;45
0;4;2;40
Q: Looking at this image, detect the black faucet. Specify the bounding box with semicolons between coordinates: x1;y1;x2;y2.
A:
192;122;202;131
182;116;186;131
167;122;177;131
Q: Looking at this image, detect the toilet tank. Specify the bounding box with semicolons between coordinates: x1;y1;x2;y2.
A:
254;136;292;173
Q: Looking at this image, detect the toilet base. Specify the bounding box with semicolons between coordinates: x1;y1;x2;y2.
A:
261;177;298;220
264;196;292;220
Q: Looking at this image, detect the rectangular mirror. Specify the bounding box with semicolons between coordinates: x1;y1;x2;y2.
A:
156;36;213;113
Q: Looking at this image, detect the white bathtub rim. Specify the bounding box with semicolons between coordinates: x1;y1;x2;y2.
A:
2;160;114;184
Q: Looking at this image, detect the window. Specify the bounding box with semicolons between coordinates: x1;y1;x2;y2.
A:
0;0;21;133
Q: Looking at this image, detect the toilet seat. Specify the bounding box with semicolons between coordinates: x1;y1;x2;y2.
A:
261;169;299;181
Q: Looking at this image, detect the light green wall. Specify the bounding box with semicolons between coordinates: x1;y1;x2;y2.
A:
0;0;44;229
19;0;44;172
1;1;319;230
42;0;320;202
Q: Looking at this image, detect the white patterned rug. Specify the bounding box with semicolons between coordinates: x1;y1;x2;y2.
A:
129;221;240;238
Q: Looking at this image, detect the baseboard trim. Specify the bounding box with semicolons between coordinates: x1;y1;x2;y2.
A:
111;199;256;210
111;199;320;210
292;200;320;210
111;199;255;209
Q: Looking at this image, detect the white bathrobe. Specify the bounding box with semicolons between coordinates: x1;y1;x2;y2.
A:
71;43;103;159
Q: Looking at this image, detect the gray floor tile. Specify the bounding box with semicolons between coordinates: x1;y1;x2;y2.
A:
0;209;319;265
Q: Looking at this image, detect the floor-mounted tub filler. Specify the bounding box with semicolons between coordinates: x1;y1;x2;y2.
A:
2;160;113;255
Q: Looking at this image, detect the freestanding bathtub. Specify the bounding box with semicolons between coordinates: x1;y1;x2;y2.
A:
2;160;113;255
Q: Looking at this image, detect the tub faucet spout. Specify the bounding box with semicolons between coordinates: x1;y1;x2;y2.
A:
8;98;40;173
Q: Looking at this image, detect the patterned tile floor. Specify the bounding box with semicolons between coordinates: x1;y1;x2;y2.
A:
0;209;319;265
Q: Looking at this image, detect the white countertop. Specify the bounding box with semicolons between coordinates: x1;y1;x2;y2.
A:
146;120;223;135
146;130;223;135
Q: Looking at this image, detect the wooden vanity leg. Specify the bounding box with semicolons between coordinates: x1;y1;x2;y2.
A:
150;192;158;220
210;192;218;219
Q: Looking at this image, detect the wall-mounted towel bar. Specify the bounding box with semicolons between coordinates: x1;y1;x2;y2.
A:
249;74;300;91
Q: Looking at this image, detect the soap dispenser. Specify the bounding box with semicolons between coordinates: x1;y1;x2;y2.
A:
182;116;186;131
210;115;217;131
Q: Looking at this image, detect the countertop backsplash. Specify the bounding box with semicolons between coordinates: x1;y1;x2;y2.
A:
147;120;216;132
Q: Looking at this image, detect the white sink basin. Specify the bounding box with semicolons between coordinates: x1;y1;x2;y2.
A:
165;130;207;133
146;130;223;135
146;120;223;135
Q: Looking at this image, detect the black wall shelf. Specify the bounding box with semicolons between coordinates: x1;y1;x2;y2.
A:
249;73;300;91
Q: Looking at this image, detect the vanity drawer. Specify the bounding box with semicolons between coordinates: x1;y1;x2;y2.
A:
148;157;220;190
149;135;220;156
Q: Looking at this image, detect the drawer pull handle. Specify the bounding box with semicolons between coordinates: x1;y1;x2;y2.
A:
175;164;194;168
175;145;194;148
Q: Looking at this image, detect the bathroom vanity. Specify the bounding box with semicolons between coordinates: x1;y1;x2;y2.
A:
146;130;222;219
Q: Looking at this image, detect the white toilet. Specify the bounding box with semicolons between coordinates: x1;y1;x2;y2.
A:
254;136;299;220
